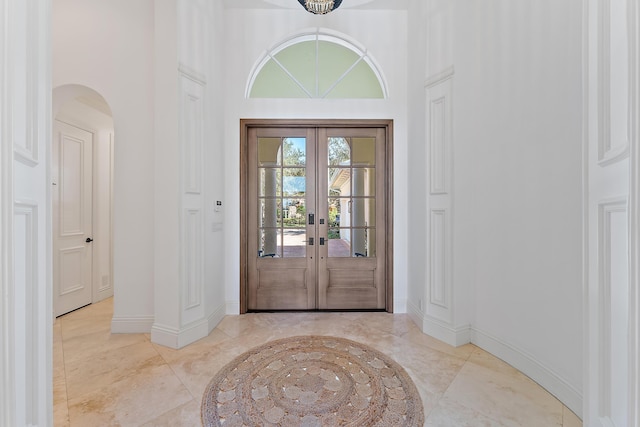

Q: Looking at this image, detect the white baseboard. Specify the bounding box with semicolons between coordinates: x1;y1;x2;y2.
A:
393;298;408;314
422;315;472;347
471;328;583;418
111;315;154;333
407;299;424;329
151;318;209;349
226;300;240;315
407;301;471;347
208;303;226;333
94;287;113;303
150;303;227;350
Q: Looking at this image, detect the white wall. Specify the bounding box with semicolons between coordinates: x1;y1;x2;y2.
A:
222;8;410;313
53;0;156;331
201;1;228;329
453;0;584;414
151;0;227;348
406;0;429;326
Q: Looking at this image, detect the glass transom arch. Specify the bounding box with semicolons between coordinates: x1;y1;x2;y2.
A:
247;32;387;99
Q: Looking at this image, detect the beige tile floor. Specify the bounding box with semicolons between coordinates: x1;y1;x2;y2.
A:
54;298;583;426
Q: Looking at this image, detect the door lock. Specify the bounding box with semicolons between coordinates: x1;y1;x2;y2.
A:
320;237;326;246
308;213;315;225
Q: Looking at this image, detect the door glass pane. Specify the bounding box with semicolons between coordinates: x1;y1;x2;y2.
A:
328;198;343;227
282;138;306;166
283;199;305;227
283;229;306;258
328;137;350;165
353;228;375;258
329;168;350;196
259;199;282;227
283;168;306;197
328;228;351;257
327;228;375;258
351;168;375;196
259;168;282;197
351;199;375;227
258;137;282;166
258;228;279;258
351;137;375;166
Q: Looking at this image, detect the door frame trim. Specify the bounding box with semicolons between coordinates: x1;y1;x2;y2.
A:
240;119;394;313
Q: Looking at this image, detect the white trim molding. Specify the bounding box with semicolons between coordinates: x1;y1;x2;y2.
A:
0;0;16;423
424;66;454;89
627;0;639;424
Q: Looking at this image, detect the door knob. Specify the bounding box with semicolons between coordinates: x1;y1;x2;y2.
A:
86;237;93;243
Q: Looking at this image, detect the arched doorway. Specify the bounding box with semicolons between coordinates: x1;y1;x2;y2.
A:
52;85;115;316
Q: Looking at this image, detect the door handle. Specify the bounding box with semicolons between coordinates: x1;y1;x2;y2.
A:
308;213;315;225
305;237;314;246
86;237;93;243
320;237;326;245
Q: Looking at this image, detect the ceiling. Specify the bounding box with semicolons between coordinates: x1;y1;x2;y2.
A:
223;0;408;10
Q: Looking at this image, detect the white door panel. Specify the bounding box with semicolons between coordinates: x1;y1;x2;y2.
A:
53;120;93;316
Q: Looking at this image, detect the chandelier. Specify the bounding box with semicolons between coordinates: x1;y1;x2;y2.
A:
297;0;343;14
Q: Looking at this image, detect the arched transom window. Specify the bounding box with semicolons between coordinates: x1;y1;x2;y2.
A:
247;31;387;99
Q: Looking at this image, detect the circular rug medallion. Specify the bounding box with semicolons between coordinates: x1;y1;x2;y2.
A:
201;336;424;426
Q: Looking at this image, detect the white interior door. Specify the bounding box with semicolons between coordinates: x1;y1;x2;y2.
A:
53;120;94;317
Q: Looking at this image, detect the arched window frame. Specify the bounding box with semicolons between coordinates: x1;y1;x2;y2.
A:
246;28;389;99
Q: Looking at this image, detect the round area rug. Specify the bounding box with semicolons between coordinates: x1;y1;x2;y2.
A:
201;335;424;426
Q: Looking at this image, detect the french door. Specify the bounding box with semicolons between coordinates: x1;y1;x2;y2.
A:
242;121;393;312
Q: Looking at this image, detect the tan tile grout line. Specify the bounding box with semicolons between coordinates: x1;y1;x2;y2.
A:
146;327;241;424
56;319;71;427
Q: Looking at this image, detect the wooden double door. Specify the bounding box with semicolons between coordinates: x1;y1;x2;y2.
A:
241;121;393;312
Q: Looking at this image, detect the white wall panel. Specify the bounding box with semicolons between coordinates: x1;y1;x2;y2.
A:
13;201;39;425
13;1;39;166
426;73;452;195
597;200;629;426
586;0;634;423
179;69;206;330
180;70;205;195
428;208;451;321
423;72;454;333
182;208;203;313
598;0;630;165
